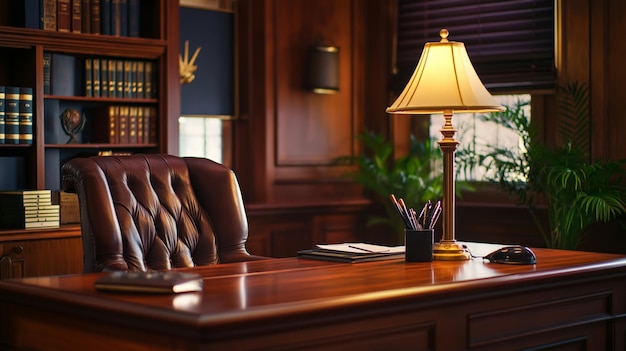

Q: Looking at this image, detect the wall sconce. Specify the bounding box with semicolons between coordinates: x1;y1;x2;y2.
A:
303;44;339;94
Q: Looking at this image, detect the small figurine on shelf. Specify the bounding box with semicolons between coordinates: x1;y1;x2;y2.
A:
60;108;86;144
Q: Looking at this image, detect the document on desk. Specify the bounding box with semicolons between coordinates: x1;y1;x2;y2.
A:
298;243;405;263
316;243;405;254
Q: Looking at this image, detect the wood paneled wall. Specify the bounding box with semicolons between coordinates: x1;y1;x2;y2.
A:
231;0;626;256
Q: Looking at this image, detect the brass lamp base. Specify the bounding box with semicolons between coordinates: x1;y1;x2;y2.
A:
433;240;471;261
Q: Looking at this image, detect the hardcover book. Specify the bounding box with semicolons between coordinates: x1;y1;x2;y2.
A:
90;0;101;34
43;53;52;95
81;0;90;33
91;105;119;143
94;271;204;294
100;58;109;98
18;87;33;144
84;58;93;97
42;0;57;31
57;0;71;32
100;0;110;35
128;0;139;37
4;87;20;145
93;58;101;97
71;0;82;33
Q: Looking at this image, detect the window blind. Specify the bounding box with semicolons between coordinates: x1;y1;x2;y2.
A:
394;0;555;93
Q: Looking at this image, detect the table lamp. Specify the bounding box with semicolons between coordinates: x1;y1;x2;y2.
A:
386;29;504;260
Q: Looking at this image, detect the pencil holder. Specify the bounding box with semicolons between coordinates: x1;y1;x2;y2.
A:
405;229;434;262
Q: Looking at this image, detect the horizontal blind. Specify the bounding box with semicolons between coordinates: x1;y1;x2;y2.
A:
394;0;555;93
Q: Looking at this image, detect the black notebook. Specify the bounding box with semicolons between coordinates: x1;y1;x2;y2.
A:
94;271;204;294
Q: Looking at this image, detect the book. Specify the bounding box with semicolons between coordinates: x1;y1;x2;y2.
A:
84;58;93;97
71;0;82;33
297;243;405;263
52;191;80;224
119;0;128;37
0;190;53;205
0;86;4;144
123;60;132;98
94;271;204;294
118;105;129;143
107;59;116;97
100;58;109;98
115;59;124;97
128;106;138;143
4;87;20;145
81;0;90;33
18;87;33;144
90;0;100;34
111;0;121;36
100;0;111;35
93;58;101;97
57;0;71;32
42;0;57;31
128;0;139;37
144;61;153;98
130;60;137;98
136;61;144;98
43;53;52;95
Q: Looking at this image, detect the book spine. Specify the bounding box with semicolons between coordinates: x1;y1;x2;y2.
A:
128;0;139;37
136;105;143;143
115;60;124;97
57;0;71;32
147;106;156;143
118;105;129;143
111;0;121;36
130;60;137;98
90;0;101;34
144;61;152;99
18;88;33;145
108;59;116;97
100;0;111;35
136;61;144;99
0;86;4;144
84;58;93;97
71;0;82;33
43;53;51;95
100;58;109;98
119;0;128;37
93;58;101;97
123;60;132;99
91;105;117;143
128;106;138;144
4;87;20;144
81;0;90;33
25;0;41;29
42;0;57;31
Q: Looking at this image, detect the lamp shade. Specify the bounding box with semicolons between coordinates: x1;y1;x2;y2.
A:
387;29;503;114
304;45;339;94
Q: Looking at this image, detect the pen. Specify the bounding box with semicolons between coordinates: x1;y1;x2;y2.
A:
348;245;389;253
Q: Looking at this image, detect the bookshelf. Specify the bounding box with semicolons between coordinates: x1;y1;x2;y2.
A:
0;0;176;191
0;0;179;277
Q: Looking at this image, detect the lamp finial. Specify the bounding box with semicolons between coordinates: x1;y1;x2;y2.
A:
440;29;449;42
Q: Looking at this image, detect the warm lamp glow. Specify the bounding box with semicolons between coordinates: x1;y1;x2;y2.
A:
387;29;504;260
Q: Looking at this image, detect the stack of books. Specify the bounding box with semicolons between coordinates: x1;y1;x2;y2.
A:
0;190;60;230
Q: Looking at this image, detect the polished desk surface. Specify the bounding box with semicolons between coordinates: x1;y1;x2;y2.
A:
1;242;625;350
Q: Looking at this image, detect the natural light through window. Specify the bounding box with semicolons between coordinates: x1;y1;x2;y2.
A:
430;94;531;181
179;116;223;163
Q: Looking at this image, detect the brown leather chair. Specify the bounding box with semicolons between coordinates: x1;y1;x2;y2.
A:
62;154;266;272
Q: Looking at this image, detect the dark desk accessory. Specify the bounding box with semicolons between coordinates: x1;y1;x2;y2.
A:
484;246;537;265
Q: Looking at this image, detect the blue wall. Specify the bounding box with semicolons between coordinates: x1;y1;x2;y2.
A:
179;8;234;116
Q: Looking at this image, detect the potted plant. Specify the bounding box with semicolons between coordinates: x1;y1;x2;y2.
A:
476;82;626;249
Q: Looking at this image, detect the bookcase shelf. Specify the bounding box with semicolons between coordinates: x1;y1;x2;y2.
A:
0;0;176;193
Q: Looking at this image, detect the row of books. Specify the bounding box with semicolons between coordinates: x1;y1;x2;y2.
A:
0;190;60;230
30;0;140;37
85;58;157;99
0;86;33;145
92;105;157;145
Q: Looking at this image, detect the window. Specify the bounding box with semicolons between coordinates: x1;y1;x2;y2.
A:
430;94;531;181
179;116;233;168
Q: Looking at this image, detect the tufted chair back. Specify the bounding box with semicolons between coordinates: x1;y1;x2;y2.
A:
62;154;265;272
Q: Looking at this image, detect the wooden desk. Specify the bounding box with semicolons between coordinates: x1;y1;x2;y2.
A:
0;243;625;350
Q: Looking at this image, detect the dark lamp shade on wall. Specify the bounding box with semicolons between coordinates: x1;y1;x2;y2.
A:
304;45;339;94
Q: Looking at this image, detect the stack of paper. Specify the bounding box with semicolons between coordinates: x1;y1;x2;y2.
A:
0;190;60;230
298;243;405;263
